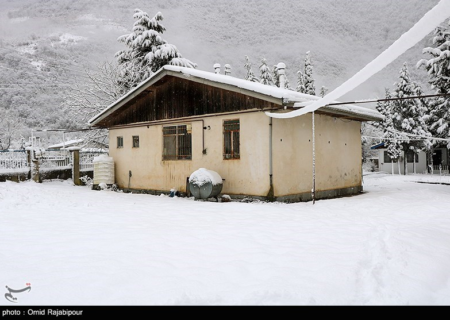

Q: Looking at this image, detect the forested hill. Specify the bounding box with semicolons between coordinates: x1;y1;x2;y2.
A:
0;0;440;136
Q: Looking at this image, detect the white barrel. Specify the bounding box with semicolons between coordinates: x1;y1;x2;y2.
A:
93;154;115;185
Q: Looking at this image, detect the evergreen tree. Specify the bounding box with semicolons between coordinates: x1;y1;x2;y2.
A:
296;51;315;95
244;56;258;82
284;75;291;90
392;63;414;141
272;64;279;87
304;51;316;95
417;22;450;146
408;82;433;152
391;63;425;174
115;9;196;91
296;69;306;93
320;86;328;97
375;88;403;166
259;58;273;86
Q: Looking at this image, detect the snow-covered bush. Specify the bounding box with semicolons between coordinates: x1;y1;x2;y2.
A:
80;175;93;187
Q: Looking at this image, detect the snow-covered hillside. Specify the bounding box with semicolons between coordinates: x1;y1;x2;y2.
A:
1;0;440;97
1;173;449;305
0;0;442;145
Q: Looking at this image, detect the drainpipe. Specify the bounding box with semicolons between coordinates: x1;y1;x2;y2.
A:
267;117;274;201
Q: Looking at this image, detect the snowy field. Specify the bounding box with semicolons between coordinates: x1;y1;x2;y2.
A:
1;173;450;305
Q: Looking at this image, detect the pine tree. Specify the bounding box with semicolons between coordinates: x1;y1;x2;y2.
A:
304;51;316;95
408;82;433;152
417;22;450;146
296;69;306;93
296;51;315;95
259;58;273;86
376;88;403;170
284;75;291;90
320;86;328;97
244;56;258;82
115;9;196;91
272;65;279;87
391;63;421;174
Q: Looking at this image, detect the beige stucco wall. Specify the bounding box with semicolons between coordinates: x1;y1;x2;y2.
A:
109;112;362;198
272;113;362;196
109;112;271;196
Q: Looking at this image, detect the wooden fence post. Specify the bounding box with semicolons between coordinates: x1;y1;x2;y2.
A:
69;147;81;186
26;147;40;183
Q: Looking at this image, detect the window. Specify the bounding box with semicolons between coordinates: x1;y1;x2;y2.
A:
406;151;419;163
163;124;192;160
223;119;240;159
117;136;123;148
132;136;139;148
384;151;397;163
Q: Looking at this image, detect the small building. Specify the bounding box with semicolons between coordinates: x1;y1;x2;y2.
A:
371;142;449;174
370;142;427;174
89;66;383;202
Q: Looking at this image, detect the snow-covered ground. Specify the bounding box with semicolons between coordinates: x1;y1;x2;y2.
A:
1;173;449;305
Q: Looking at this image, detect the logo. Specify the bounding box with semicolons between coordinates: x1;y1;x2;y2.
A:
4;284;31;303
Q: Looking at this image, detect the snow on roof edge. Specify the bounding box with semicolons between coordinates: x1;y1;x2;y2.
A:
89;66;383;125
47;139;84;149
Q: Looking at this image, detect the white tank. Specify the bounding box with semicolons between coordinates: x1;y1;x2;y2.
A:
93;154;115;185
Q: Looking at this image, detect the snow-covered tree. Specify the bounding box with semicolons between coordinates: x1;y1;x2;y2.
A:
115;9;197;91
375;88;403;173
361;122;381;171
320;86;328;97
66;61;131;121
392;64;414;138
304;51;316;95
284;75;291;90
390;63;426;174
296;51;315;95
272;64;279;87
244;56;259;82
259;58;273;86
296;68;306;93
417;21;450;147
406;82;433;152
0;109;25;150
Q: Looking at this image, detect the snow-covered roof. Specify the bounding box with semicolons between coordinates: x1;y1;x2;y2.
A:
47;139;84;149
89;66;383;126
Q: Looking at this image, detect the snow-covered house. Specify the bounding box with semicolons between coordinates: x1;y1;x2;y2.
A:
371;142;449;174
89;66;383;201
371;142;427;174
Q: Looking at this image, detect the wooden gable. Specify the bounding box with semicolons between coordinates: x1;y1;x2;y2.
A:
96;75;280;128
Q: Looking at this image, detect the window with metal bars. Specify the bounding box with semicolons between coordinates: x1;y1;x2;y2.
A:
223;119;240;159
117;136;123;148
163;124;192;160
